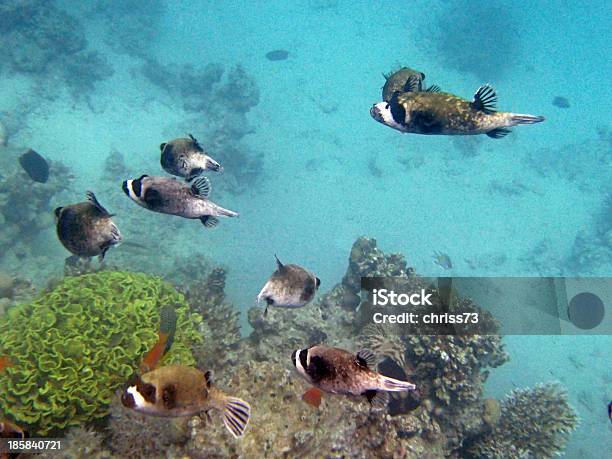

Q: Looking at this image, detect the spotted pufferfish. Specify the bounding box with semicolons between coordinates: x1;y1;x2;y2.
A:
371;76;544;139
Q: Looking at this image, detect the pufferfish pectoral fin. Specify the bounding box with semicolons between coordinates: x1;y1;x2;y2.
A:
200;216;219;228
471;84;498;114
364;390;389;410
191;176;211;198
356;349;377;370
403;73;423;93
486;128;512;139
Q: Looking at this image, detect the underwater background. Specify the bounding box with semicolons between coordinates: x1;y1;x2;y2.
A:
0;0;610;457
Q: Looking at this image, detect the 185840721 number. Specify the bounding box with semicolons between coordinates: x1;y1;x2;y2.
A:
1;439;62;453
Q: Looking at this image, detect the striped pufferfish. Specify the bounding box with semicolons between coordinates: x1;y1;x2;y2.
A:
371;77;544;139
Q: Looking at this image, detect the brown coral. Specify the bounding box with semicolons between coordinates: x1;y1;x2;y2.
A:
464;383;579;459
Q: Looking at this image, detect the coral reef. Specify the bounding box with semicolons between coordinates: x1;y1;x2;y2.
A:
239;237;524;458
567;191;612;274
101;149;128;183
140;59;225;111
183;267;242;372
0;271;35;315
183;359;445;459
0;0;113;97
40;425;112;459
0;145;73;260
107;394;188;459
431;1;519;80
92;0;166;58
359;323;406;369
0;271;202;435
0;0;86;74
58;50;115;100
341;236;411;293
212;65;260;114
3;236;577;458
525;134;611;192
463;383;579;458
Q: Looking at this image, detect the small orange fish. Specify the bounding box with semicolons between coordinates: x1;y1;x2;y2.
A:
0;356;12;372
302;387;323;408
139;305;177;374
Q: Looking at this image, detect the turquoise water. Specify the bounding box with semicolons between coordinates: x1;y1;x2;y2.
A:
0;0;610;457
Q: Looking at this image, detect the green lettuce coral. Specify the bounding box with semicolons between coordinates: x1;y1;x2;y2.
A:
0;271;203;435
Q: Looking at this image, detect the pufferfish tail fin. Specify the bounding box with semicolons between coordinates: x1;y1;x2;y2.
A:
508;113;546;125
377;374;417;392
487;113;545;138
222;396;251;438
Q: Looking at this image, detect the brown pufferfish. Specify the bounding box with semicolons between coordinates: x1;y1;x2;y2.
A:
371;78;545;138
160;134;223;182
292;345;416;408
257;255;320;314
121;365;251;438
381;66;440;102
55;191;122;260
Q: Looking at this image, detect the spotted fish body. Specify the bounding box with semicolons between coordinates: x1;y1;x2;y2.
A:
55;192;122;260
382;67;426;102
371;84;545;138
121;365;251;438
257;255;320;313
160;134;222;182
292;346;416;407
122;175;238;228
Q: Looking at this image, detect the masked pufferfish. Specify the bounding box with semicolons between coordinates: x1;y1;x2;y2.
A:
257;255;320;314
54;191;122;260
160;134;223;181
122;175;238;228
371;75;545;138
121;305;251;438
292;345;416;408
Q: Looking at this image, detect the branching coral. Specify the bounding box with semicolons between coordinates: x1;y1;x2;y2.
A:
40;426;112;459
464;383;579;458
107;394;188;459
0;271;202;435
183;268;242;371
0;0;113;97
341;236;411;294
359;323;406;369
